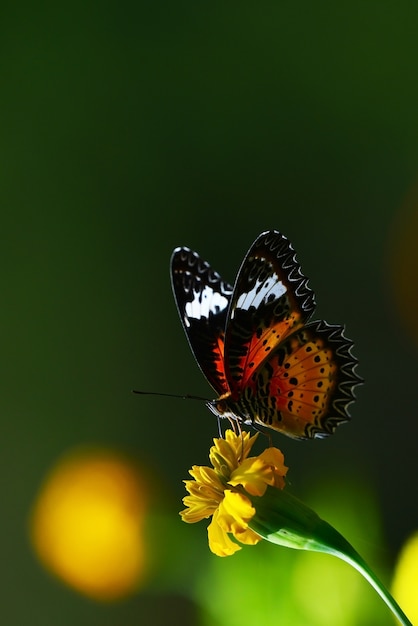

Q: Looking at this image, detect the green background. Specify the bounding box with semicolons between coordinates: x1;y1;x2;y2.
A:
2;2;418;624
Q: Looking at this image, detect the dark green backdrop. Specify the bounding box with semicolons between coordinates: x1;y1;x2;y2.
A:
2;3;418;624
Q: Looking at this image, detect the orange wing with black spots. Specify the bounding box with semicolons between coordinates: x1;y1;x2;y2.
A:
242;321;361;438
171;230;362;440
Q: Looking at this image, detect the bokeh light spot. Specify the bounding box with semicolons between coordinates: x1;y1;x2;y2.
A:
29;448;149;601
391;531;418;625
388;190;418;348
292;551;363;626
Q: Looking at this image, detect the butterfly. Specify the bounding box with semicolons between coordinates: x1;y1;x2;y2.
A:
170;230;362;439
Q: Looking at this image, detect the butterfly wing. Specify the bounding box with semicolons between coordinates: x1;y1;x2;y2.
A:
171;246;233;395
240;320;361;439
224;230;316;397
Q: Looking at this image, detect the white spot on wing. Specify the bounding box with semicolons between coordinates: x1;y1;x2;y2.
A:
185;287;229;326
233;275;286;316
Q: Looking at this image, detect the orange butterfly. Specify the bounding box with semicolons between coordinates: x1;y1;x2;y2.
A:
171;230;362;439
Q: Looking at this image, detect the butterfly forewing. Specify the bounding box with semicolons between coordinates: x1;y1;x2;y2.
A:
171;246;233;395
224;231;316;396
238;320;360;439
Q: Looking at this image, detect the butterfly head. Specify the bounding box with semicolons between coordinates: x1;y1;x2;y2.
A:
206;394;254;427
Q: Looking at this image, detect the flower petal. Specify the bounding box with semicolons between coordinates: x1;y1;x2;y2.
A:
229;456;275;496
209;431;259;478
181;463;225;523
233;526;262;546
258;447;288;489
217;490;256;535
180;494;218;523
208;509;241;557
184;481;218;502
224;429;258;462
209;437;238;476
189;465;223;490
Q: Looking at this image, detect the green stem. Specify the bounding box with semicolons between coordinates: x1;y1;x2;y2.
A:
312;521;412;626
250;487;412;626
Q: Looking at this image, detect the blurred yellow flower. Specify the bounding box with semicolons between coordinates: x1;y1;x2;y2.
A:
180;430;287;556
30;448;149;601
392;531;418;625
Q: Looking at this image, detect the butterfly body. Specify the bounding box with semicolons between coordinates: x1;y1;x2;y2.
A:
171;230;361;440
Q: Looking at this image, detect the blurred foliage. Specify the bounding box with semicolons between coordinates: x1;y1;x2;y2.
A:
1;2;418;624
194;474;390;626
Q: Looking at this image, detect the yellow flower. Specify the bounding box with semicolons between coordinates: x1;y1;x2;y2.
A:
180;430;287;556
180;432;413;625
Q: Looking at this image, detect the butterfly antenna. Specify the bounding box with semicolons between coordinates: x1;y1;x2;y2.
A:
132;390;210;401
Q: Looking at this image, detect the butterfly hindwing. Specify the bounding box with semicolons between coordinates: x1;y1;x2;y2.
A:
171;246;233;395
224;230;316;396
239;320;360;438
